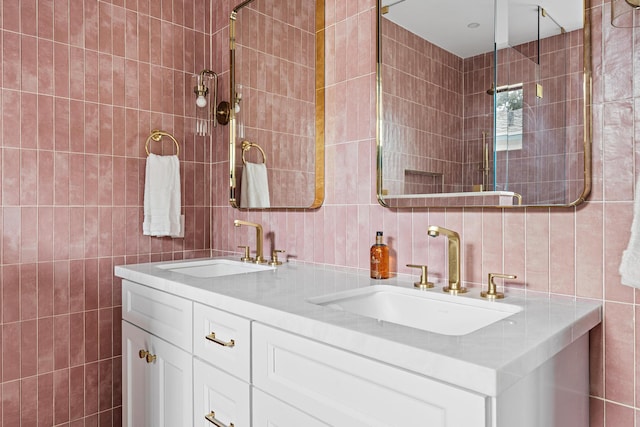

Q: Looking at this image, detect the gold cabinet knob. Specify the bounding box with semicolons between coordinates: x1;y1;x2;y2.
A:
406;264;434;289
139;349;156;363
481;273;517;299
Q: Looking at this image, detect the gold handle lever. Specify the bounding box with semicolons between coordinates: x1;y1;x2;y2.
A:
205;332;235;348
205;411;234;427
269;249;285;266
406;264;434;289
481;273;517;299
237;245;254;262
139;349;147;359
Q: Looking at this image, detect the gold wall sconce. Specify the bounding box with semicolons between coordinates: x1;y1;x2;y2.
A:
612;0;640;27
192;69;232;136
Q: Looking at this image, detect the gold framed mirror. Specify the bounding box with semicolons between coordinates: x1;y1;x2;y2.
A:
228;0;325;209
376;0;592;208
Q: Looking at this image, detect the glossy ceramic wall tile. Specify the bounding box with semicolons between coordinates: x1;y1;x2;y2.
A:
0;0;211;424
1;0;638;425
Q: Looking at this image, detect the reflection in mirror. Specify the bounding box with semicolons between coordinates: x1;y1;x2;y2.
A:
229;0;324;209
377;0;591;207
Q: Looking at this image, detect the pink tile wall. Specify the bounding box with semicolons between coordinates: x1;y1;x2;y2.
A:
1;0;211;425
212;1;640;425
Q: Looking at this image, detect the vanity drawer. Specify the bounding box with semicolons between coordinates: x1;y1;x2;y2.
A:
122;280;193;352
252;323;488;427
193;358;250;427
193;303;251;382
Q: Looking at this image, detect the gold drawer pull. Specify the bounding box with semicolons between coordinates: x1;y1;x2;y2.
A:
205;332;235;348
205;411;234;427
138;349;157;363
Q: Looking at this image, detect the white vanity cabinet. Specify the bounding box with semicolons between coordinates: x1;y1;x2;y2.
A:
121;281;194;427
122;280;254;427
117;265;596;427
252;323;488;427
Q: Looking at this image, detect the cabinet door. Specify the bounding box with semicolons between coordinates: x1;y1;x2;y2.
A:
253;323;488;427
253;388;330;427
123;321;153;427
123;321;193;427
193;358;250;427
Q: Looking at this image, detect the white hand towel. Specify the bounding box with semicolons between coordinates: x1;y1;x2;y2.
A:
241;162;270;208
620;174;640;287
143;154;182;237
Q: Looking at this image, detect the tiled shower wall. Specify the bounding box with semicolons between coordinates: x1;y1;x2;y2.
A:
0;0;212;425
382;16;584;204
490;30;585;205
380;18;464;195
213;0;640;425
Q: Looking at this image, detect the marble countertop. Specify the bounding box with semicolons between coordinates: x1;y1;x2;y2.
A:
115;257;602;397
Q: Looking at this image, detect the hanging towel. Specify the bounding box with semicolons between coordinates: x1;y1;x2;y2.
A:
241;162;270;208
143;153;182;237
620;174;640;287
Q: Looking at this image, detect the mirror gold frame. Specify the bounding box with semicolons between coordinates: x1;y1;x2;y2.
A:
228;0;325;209
376;0;592;208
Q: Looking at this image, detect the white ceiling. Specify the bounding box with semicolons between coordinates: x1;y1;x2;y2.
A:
383;0;584;58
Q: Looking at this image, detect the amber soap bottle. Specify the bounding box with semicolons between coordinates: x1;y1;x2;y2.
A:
370;231;390;279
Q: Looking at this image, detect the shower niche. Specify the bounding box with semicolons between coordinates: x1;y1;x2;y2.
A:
377;0;591;207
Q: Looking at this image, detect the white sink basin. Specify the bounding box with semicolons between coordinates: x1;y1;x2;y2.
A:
308;285;522;336
157;259;275;278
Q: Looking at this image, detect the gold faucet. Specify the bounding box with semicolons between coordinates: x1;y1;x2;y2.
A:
233;220;266;263
427;225;467;294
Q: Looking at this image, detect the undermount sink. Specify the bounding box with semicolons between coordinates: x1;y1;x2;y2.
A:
157;259;275;278
308;285;522;336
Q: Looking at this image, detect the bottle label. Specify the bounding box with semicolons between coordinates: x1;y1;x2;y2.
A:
371;256;380;279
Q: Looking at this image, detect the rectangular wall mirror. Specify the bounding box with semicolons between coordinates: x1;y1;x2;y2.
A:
376;0;592;208
228;0;325;209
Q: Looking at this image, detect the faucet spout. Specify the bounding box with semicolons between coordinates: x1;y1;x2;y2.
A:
427;225;466;294
234;219;265;263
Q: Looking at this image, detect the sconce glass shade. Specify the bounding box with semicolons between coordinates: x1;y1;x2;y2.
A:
192;72;215;136
612;0;640;28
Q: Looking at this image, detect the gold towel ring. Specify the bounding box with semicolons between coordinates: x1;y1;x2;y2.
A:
241;140;266;165
145;130;180;157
